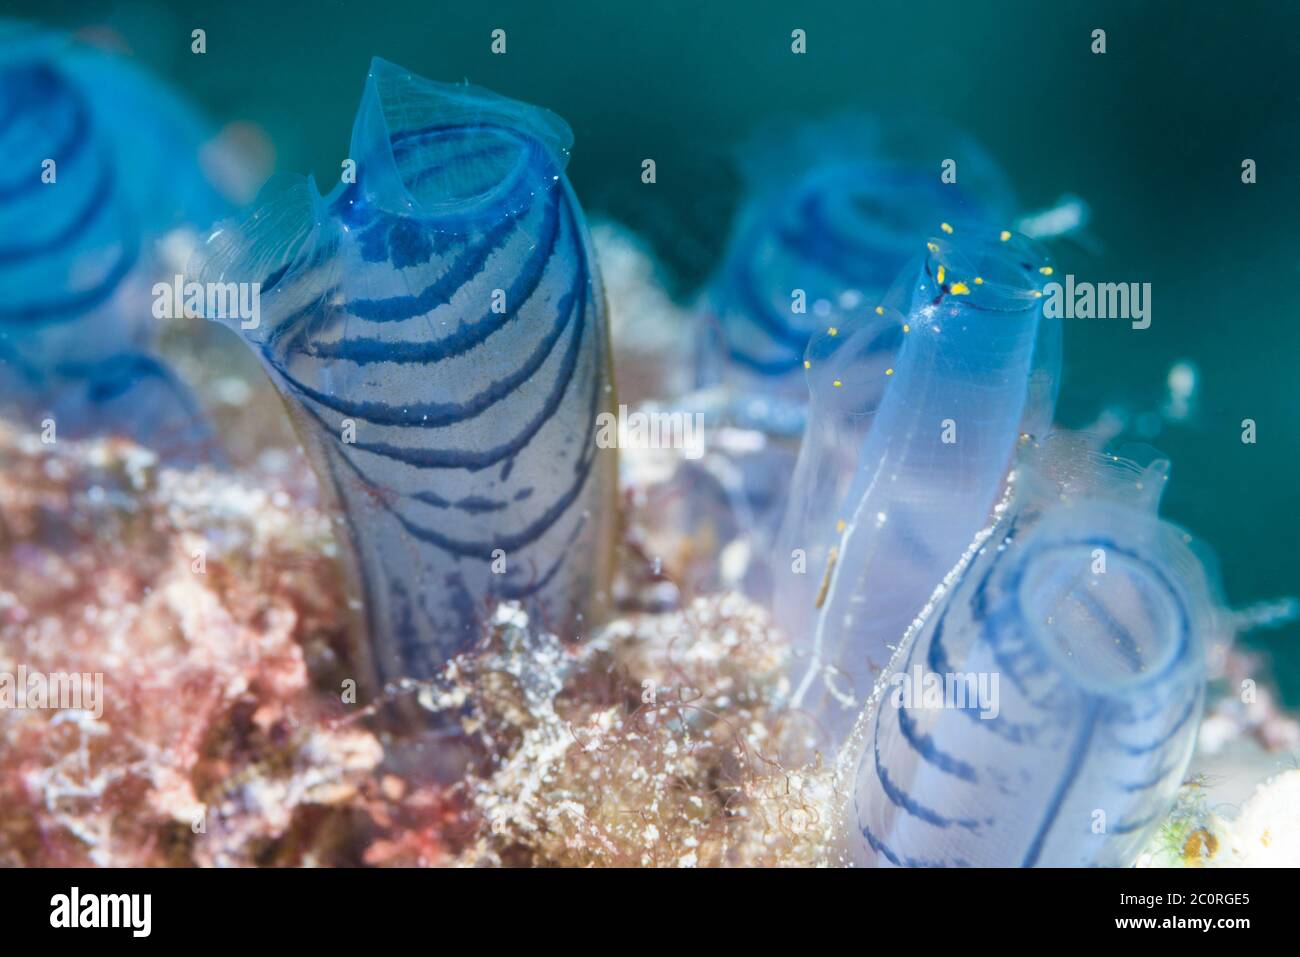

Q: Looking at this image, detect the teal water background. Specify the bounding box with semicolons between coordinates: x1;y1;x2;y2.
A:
12;0;1300;700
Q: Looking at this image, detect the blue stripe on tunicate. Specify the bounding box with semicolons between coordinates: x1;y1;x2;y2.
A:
1113;692;1199;757
0;64;90;201
274;267;578;428
394;432;597;559
303;189;561;365
496;510;590;600
343;207;522;321
338;268;589;468
0;147;112;265
1019;699;1100;867
730;249;815;351
0;231;139;324
896;703;979;783
273;215;600;557
929;615;1044;746
411;490;509;514
874;734;981;830
1117;761;1181;793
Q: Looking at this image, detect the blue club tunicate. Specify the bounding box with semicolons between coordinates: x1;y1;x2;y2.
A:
775;226;1061;742
191;59;618;689
836;437;1222;866
699;117;1017;436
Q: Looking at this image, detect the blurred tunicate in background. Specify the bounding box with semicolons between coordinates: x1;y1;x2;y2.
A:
697;116;1018;435
0;20;238;463
683;119;1077;604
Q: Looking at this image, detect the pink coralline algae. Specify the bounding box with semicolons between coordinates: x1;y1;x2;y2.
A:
0;423;837;867
0;423;461;866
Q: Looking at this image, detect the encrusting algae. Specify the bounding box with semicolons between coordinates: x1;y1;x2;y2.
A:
0;423;838;867
4;408;1299;868
443;600;834;867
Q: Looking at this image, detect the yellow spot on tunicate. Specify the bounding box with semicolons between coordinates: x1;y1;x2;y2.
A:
836;519;846;533
940;222;954;234
885;368;894;376
832;379;843;387
875;306;885;316
1031;290;1043;298
902;323;910;333
828;326;838;336
974;276;984;284
950;281;970;295
937;265;946;284
1039;266;1054;276
804;359;811;369
927;241;940;254
999;230;1012;242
